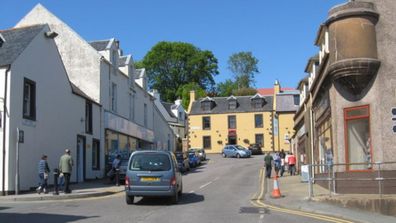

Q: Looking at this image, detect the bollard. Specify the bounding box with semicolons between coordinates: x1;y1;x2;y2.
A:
53;168;59;195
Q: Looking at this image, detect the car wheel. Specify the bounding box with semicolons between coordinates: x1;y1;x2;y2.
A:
236;153;241;159
170;191;179;204
126;195;134;205
222;153;226;158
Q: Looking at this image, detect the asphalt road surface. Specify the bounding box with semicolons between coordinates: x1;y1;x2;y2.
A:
0;154;347;223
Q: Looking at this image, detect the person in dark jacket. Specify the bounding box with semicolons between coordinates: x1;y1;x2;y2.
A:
264;152;273;178
59;149;73;193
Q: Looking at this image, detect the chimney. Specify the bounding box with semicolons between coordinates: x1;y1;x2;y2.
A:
187;90;196;114
274;79;281;94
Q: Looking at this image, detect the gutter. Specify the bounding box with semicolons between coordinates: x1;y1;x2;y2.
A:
2;65;10;196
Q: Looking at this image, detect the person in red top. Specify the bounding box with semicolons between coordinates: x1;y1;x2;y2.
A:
288;153;297;176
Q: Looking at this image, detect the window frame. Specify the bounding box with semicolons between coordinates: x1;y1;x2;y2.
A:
92;139;100;170
202;116;211;130
203;136;211;149
255;134;264;146
85;101;93;134
228;115;236;129
344;104;373;172
255;114;263;128
23;78;36;121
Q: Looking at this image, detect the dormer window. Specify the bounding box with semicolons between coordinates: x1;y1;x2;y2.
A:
227;96;237;110
0;35;4;48
250;94;264;109
201;97;214;111
111;50;118;66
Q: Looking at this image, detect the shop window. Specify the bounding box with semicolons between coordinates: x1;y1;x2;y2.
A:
344;105;372;171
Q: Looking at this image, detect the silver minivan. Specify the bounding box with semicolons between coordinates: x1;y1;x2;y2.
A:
125;151;183;204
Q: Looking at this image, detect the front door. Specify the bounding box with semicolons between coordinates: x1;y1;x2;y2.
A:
76;135;86;182
228;135;237;145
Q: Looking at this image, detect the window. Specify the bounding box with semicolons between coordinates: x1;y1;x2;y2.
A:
228;100;237;110
202;101;212;111
255;114;263;128
203;136;211;149
178;111;183;121
85;101;93;134
144;103;148;127
255;134;264;147
111;83;117;112
293;95;300;105
92;139;100;170
202;116;211;130
344;105;372;171
252;98;263;108
23;78;36;120
111;50;117;66
228;115;236;129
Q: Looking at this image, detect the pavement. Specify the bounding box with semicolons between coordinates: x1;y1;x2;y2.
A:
0;180;124;202
264;174;396;223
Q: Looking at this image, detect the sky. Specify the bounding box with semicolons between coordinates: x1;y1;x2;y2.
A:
0;0;346;89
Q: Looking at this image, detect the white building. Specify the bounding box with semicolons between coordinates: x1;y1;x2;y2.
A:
0;24;102;194
0;4;176;193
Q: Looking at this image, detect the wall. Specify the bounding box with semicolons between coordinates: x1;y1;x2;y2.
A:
189;112;272;153
277;113;295;151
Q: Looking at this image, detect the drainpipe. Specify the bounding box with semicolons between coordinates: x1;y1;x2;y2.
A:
309;106;315;180
2;65;10;196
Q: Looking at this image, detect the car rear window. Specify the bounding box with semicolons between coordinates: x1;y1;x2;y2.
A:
130;153;171;171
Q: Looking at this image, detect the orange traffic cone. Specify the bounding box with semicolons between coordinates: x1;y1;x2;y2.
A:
271;176;282;198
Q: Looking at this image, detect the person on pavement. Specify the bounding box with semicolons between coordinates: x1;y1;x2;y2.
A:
264;152;273;178
37;155;50;194
59;149;73;193
111;155;121;186
279;149;286;177
288;152;297;176
274;152;281;177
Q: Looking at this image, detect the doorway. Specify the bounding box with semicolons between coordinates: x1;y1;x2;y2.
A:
76;135;86;182
228;135;237;145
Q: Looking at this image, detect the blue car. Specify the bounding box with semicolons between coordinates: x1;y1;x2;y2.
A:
222;145;252;158
188;151;201;167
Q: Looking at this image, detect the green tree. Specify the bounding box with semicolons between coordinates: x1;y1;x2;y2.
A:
233;87;257;96
176;83;206;109
141;41;219;102
228;51;259;88
134;60;144;69
216;79;238;97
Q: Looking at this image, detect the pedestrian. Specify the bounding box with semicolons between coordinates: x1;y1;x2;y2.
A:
279;149;286;177
274;152;281;177
36;155;50;194
111;155;121;186
288;152;297;176
264;152;273;179
59;149;73;194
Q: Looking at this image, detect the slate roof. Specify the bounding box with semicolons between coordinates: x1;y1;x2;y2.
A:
134;68;145;78
89;39;111;51
190;95;273;115
119;55;129;66
276;94;300;112
161;102;176;118
0;25;46;67
257;87;295;96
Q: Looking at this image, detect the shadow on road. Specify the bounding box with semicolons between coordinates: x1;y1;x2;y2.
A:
133;193;204;206
0;212;98;223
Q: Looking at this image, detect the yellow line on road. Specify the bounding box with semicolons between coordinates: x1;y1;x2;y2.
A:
252;168;355;223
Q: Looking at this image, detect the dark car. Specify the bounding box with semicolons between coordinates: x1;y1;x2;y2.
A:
175;152;190;172
125;151;183;204
188;151;201;167
248;144;263;155
189;148;206;161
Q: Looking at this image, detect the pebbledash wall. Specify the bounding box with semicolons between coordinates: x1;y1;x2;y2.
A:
293;0;396;194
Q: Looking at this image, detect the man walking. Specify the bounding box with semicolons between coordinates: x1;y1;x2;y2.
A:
288;152;297;176
36;155;50;194
59;149;73;193
279;149;286;177
264;152;273;178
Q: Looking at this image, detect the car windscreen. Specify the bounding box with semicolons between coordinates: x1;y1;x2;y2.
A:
235;145;246;150
129;153;171;171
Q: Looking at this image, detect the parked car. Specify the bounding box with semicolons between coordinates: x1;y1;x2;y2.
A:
248;143;263;155
125;151;183;205
188;151;201;167
222;145;252;158
189;148;206;161
175;151;190;172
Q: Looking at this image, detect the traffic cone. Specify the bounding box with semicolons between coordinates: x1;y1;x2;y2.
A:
271;175;282;198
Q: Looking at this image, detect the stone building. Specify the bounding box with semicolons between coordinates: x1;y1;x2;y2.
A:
293;0;396;194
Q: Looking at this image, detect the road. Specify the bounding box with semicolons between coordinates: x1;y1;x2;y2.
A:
0;154;349;223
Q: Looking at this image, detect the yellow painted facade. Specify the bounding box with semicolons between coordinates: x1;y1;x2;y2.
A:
273;113;295;152
188;112;272;153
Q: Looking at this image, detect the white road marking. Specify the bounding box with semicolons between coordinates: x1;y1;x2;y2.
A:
199;181;213;189
213;177;219;181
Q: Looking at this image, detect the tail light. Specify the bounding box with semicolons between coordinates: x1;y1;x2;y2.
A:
125;175;130;188
170;176;176;186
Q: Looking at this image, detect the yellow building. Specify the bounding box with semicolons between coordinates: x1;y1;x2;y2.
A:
187;81;299;154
